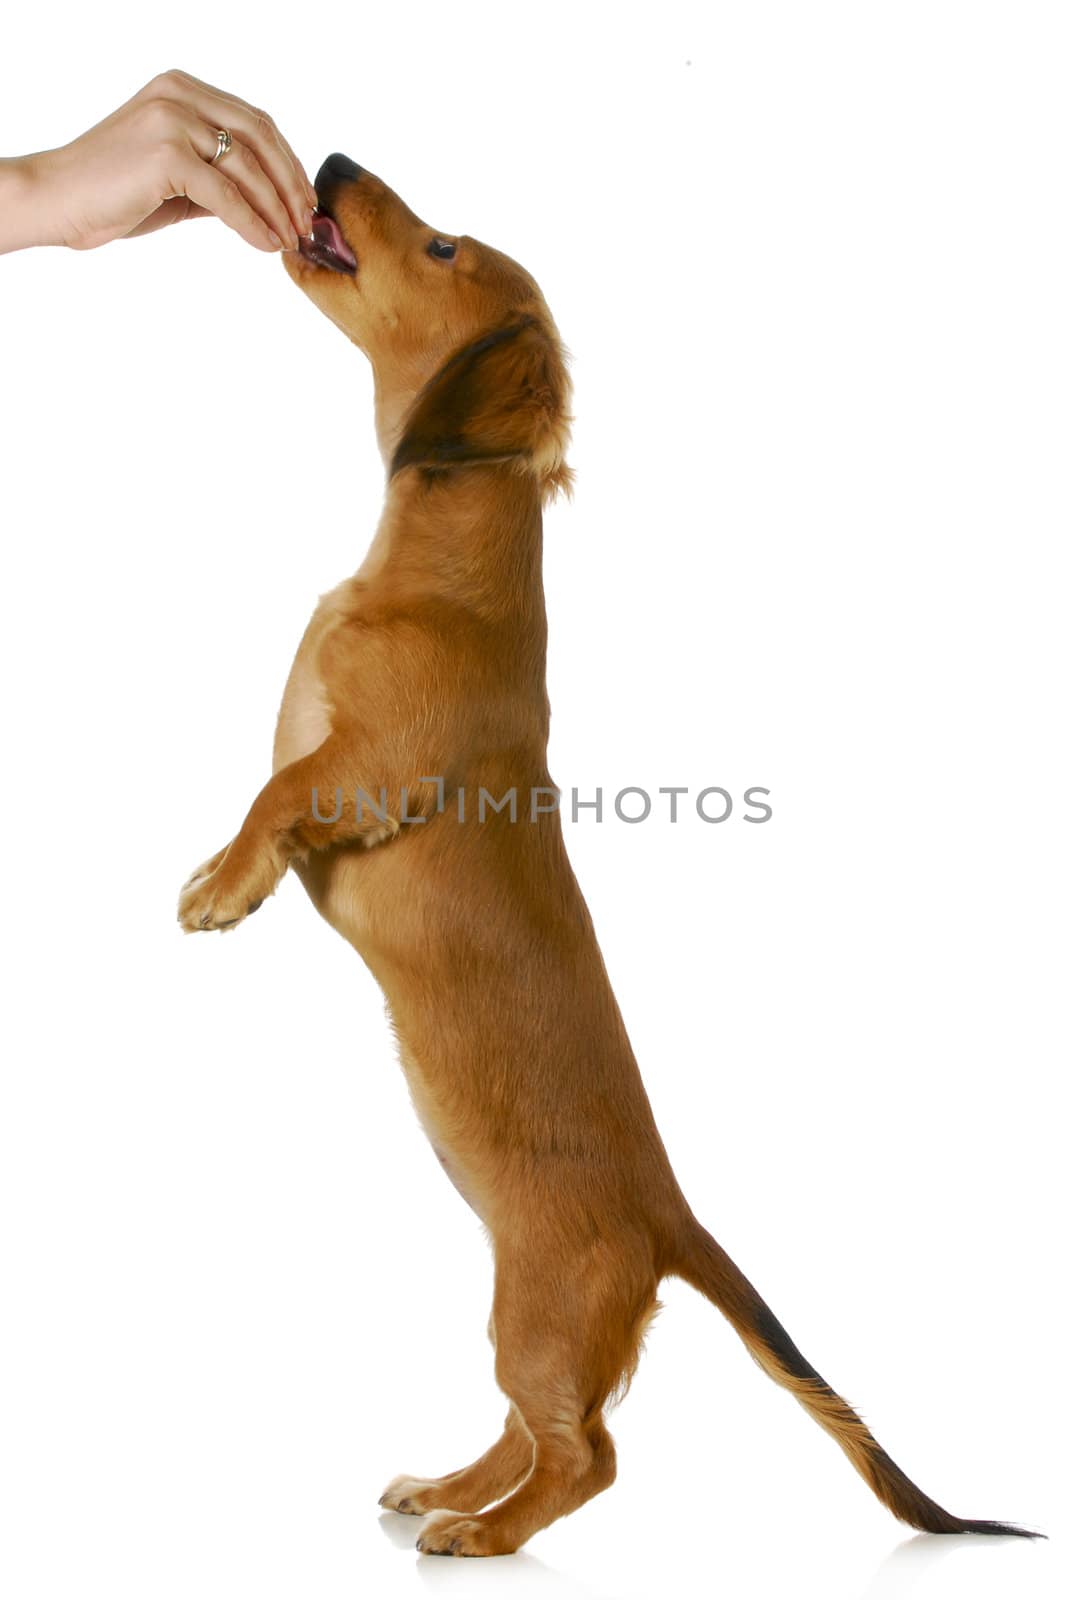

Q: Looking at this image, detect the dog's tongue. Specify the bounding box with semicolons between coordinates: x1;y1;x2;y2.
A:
311;211;357;269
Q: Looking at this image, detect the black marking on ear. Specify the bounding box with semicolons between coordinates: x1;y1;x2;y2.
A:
389;316;540;480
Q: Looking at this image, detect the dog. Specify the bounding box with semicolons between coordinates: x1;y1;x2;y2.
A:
177;153;1035;1554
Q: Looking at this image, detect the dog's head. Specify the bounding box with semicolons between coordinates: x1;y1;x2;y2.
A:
283;154;573;501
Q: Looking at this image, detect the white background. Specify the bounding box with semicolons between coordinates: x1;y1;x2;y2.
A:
0;5;1071;1597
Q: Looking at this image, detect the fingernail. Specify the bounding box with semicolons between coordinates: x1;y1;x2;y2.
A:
268;230;285;250
307;187;318;210
303;209;314;235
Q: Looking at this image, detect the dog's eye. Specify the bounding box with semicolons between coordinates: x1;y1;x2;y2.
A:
428;237;457;261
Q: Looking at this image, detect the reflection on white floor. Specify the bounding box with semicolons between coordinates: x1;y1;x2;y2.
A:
375;1507;1059;1600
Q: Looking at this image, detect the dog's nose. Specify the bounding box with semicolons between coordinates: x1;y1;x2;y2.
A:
316;153;363;189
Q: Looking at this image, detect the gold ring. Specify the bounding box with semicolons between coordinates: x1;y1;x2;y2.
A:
211;128;233;165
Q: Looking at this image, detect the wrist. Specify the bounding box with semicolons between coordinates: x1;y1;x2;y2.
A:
0;150;64;254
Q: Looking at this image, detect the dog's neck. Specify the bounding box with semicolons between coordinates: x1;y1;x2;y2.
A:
360;462;547;632
373;366;424;467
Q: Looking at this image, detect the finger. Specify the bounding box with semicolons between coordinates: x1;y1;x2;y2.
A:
195;81;318;219
197;127;300;249
156;104;298;248
135;93;297;245
175;150;283;252
149;69;316;241
260;121;318;233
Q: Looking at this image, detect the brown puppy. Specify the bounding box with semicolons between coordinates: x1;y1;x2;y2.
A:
177;155;1034;1554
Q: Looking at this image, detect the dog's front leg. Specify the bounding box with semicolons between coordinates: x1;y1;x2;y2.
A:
177;734;434;933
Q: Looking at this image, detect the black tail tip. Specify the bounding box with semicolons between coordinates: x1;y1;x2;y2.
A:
954;1519;1045;1539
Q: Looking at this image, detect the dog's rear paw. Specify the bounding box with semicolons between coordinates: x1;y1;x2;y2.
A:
379;1474;441;1515
177;840;281;932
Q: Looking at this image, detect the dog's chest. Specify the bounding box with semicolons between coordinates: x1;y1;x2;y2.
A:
272;595;345;774
273;655;333;773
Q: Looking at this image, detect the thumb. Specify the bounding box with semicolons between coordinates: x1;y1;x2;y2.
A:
122;197;213;239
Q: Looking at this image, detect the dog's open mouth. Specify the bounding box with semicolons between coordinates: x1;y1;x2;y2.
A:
298;210;358;275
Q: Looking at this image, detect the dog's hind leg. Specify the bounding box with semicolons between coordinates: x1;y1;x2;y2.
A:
415;1241;657;1556
379;1405;533;1516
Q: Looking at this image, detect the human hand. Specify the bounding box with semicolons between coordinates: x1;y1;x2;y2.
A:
1;69;317;255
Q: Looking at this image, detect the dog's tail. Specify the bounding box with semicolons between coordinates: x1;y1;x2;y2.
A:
672;1217;1039;1537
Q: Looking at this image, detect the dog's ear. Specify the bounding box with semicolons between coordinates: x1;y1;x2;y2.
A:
390;315;574;502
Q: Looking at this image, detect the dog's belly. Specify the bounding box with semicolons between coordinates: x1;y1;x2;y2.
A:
291;820;509;1226
291;847;492;1223
399;1041;490;1222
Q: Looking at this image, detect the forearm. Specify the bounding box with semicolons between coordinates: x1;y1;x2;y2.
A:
0;152;61;254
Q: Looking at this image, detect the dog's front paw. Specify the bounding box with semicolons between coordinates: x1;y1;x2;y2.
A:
177;838;282;932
